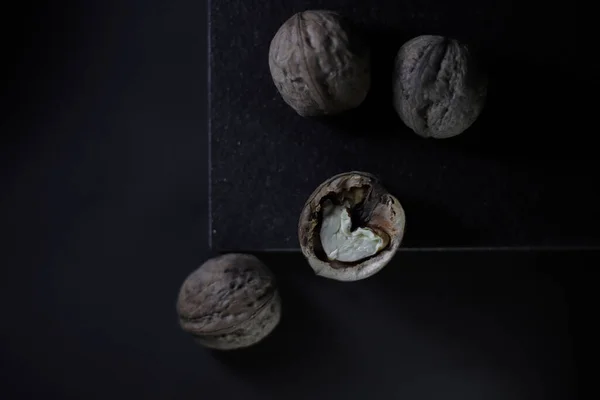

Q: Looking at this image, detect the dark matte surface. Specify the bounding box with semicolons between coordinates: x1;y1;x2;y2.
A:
210;0;594;251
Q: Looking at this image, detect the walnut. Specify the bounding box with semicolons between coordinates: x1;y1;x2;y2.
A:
176;254;281;350
298;172;406;281
393;35;487;138
268;10;370;116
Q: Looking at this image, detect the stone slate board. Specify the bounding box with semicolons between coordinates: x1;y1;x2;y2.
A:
210;0;594;251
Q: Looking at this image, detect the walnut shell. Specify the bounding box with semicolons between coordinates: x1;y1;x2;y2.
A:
393;35;487;138
298;172;406;281
176;254;281;350
268;10;370;116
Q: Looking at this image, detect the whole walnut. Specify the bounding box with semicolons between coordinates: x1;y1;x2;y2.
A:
393;35;487;139
268;10;370;116
176;254;281;350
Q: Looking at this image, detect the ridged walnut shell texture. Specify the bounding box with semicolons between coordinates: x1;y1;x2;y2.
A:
393;35;487;139
176;254;281;350
298;172;406;281
268;10;370;116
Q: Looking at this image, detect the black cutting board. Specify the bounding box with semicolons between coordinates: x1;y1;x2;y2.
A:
209;0;593;251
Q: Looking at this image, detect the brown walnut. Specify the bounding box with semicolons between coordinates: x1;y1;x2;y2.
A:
268;10;370;116
393;35;487;138
176;254;281;350
298;172;405;281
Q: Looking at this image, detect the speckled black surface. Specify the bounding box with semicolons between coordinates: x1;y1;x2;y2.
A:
210;0;594;250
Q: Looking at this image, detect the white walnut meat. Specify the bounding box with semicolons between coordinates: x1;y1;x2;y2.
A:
268;10;370;116
298;172;406;281
176;254;281;350
393;35;487;139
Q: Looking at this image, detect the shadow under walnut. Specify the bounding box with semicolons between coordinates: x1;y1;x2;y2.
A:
313;26;410;138
453;55;589;161
211;253;345;377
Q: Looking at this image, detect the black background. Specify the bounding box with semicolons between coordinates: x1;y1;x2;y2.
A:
1;1;584;399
